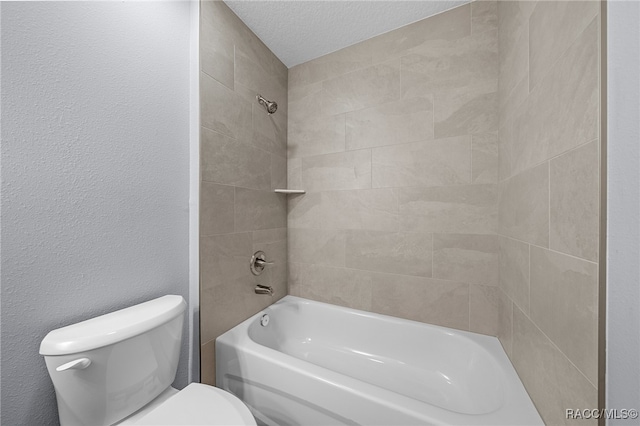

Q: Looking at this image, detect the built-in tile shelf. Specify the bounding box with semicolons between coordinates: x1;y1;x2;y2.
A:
274;189;306;194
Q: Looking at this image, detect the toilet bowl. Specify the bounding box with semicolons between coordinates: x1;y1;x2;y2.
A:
39;295;256;426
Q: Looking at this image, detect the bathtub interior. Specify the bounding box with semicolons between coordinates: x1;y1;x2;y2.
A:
247;299;505;416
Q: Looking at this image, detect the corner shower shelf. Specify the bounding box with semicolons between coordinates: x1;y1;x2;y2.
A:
274;189;306;194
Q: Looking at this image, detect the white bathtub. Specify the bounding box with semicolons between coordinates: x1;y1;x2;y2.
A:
216;296;542;426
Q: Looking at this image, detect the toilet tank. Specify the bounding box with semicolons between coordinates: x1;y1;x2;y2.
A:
40;295;187;426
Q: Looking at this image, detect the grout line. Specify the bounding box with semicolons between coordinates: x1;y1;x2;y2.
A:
498;232;598;265
548;160;551;250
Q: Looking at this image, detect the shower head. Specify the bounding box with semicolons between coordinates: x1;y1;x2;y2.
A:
256;94;277;115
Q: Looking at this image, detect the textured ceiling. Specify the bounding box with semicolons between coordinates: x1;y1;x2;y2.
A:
223;1;469;68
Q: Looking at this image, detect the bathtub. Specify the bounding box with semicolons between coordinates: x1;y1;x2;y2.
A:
216;296;543;426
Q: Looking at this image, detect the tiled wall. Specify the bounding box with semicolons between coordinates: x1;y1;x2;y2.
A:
287;3;501;334
496;1;601;423
199;1;288;385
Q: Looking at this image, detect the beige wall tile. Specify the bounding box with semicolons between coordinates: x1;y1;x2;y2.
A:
321;61;401;116
496;289;513;357
252;103;287;157
201;127;271;190
289;41;372;89
200;23;234;90
302;150;372;192
512;306;597;425
200;340;216;386
400;29;497;98
472;1;497;35
530;246;598;386
271;154;287;190
470;285;499;336
235;187;287;231
398;184;498;234
296;264;374;311
505;19;599;175
550;140;599;262
371;275;470;331
497;126;512;181
345;230;433;277
235;47;287;106
346;96;434;150
434;80;498;139
200;182;234;236
472;133;498;184
498;162;549;246
253;236;287;299
529;1;600;90
288;189;399;232
288;82;323;124
433;233;498;286
372;136;471;188
498;235;530;314
367;4;471;64
287;158;302;189
201;72;251;141
288;113;345;159
497;1;531;116
288;228;345;267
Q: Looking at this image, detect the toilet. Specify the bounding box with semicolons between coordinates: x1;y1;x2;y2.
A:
39;295;256;426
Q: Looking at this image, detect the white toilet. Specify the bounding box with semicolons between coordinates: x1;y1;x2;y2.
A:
40;295;256;426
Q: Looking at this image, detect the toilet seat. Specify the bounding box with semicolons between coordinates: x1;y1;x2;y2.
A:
133;383;256;425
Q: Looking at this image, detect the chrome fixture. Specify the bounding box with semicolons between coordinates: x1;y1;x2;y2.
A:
250;250;273;276
255;284;274;296
256;94;277;115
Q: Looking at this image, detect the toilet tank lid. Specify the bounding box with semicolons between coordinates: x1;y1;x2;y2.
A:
40;295;186;356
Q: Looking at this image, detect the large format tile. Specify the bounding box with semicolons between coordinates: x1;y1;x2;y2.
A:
530;246;598;386
271;154;287;190
498;235;530;314
295;265;374;311
497;1;532;116
288;113;345;159
550;140;599;262
201;72;251;141
434;80;498;138
398;184;498;234
288;82;323;124
200;340;216;386
345;97;434;150
321;61;400;116
288;228;345;267
372;136;471;188
512;306;597;425
253;103;287;157
302;150;372;192
470;285;499;336
200;22;234;89
472;133;498;184
367;4;471;64
472;0;497;35
371;275;470;331
529;1;600;90
496;289;513;357
400;29;497;98
288;189;399;232
201;127;271;190
433;233;498;286
235;187;286;231
200;182;234;236
235;47;287;107
498;162;549;246
504;19;599;175
287;158;302;189
289;42;372;89
345;230;433;277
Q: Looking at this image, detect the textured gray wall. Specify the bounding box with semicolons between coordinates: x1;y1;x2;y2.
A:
1;2;191;424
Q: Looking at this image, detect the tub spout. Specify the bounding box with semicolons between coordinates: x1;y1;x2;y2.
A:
255;284;273;296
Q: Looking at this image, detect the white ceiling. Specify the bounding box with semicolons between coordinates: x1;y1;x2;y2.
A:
223;1;469;68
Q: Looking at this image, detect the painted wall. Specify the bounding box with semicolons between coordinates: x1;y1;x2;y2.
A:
1;2;191;424
287;3;500;335
607;0;640;422
198;1;288;386
496;1;601;423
